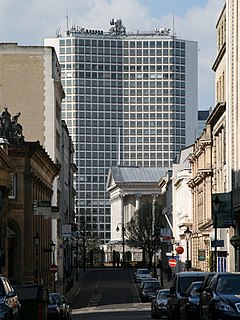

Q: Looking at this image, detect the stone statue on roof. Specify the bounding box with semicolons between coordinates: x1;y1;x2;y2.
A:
0;107;24;144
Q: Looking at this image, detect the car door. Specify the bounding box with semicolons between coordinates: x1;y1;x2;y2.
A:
200;276;216;320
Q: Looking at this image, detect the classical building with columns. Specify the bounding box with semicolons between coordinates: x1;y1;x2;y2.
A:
106;166;168;264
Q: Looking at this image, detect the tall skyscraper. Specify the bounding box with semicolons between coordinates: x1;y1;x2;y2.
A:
45;19;198;243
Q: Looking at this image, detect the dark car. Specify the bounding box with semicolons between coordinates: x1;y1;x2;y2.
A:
180;281;203;320
0;275;21;320
151;288;170;319
139;280;161;302
199;272;240;320
49;293;72;320
140;278;159;290
167;271;207;320
198;272;214;319
48;294;61;320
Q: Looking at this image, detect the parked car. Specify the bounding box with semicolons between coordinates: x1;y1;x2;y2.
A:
167;271;207;320
180;281;203;320
140;277;158;290
151;288;170;319
198;272;214;320
199;272;240;320
134;268;152;283
0;275;21;320
49;293;72;320
139;279;161;302
47;294;61;320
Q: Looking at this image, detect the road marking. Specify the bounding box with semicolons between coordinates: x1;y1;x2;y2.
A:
72;305;151;315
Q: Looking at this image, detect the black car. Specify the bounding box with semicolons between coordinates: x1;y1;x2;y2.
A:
49;293;72;320
167;271;207;320
151;288;170;319
198;272;214;319
48;294;61;320
199;272;240;320
180;281;203;320
139;280;161;302
0;275;21;320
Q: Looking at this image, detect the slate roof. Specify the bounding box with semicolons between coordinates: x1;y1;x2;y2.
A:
110;166;168;183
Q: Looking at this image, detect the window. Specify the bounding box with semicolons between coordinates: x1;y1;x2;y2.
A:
9;174;17;199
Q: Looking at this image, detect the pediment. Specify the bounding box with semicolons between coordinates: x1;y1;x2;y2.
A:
0;147;16;172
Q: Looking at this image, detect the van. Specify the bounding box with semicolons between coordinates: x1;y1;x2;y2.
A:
167;271;207;320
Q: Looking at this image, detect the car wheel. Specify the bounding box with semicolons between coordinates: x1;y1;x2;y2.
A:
151;308;155;318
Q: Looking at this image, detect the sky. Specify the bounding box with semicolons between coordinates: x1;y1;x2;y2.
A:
0;0;225;109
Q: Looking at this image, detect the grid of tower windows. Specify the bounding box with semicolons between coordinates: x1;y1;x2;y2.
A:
57;35;188;242
122;38;186;167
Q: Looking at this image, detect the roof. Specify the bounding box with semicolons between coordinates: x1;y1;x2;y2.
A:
110;166;168;183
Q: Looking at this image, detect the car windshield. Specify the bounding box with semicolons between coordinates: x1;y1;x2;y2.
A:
159;290;170;299
139;270;149;274
216;277;240;294
145;282;161;289
49;295;56;304
179;276;205;294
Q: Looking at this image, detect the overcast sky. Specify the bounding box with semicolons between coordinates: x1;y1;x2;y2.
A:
0;0;225;109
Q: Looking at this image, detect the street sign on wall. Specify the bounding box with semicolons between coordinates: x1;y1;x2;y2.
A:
211;240;224;247
212;193;232;228
33;200;59;218
198;249;206;261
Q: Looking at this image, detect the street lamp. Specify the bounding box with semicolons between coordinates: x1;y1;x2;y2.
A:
50;240;56;292
33;232;40;284
75;232;79;280
159;235;164;288
230;235;240;271
212;196;221;272
116;223;125;267
184;227;192;271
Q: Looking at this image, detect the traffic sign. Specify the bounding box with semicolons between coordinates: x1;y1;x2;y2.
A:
50;264;58;274
168;258;177;268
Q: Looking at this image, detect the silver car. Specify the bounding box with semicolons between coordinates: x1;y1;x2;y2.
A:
134;268;152;283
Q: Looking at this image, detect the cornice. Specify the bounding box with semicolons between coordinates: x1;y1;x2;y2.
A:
187;169;212;188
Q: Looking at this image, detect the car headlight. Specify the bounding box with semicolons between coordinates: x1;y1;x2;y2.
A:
157;302;165;307
215;301;234;312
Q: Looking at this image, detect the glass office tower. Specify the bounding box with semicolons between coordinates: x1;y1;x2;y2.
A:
45;19;198;243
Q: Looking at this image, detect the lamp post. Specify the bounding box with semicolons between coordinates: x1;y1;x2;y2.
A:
76;232;79;280
33;232;40;284
50;240;56;292
212;196;221;272
230;235;240;272
159;235;164;288
184;227;192;271
116;223;125;267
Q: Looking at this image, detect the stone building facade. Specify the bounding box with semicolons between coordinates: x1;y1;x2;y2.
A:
7;141;59;285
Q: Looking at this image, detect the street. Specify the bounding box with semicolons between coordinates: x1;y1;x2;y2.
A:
70;268;155;320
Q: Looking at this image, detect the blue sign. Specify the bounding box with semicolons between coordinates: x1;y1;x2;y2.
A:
211;240;224;247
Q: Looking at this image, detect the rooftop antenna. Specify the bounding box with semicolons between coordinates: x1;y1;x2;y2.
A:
66;9;70;35
172;11;175;37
